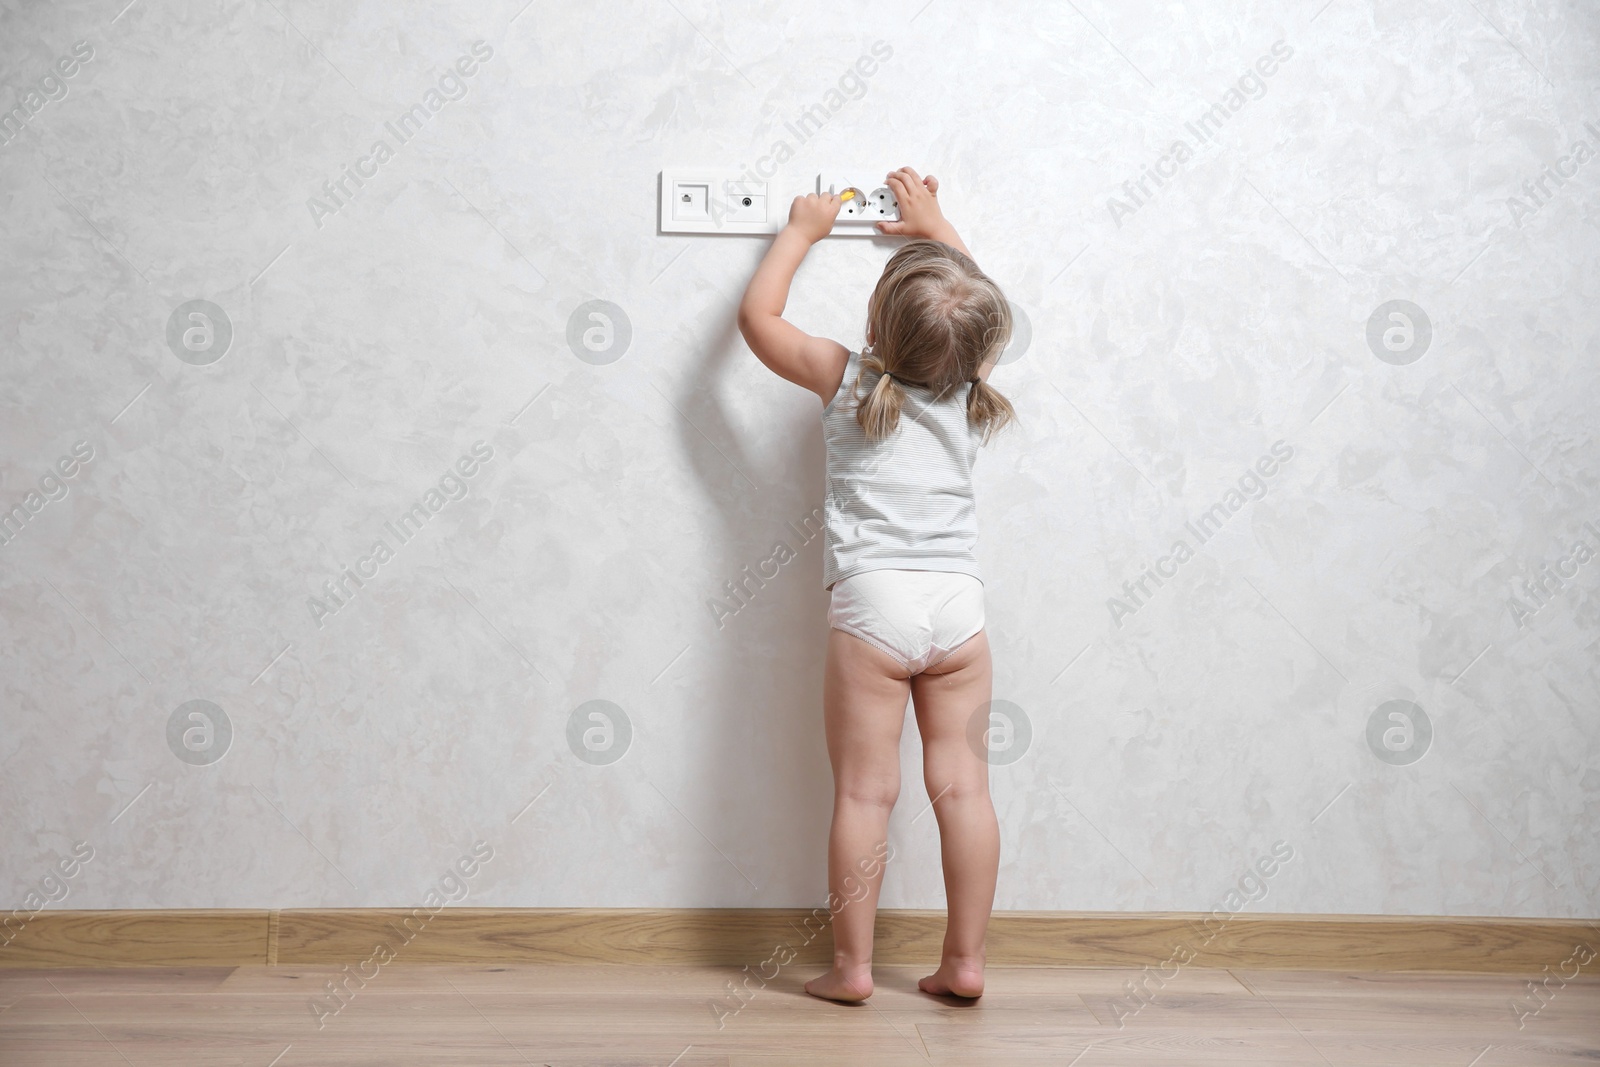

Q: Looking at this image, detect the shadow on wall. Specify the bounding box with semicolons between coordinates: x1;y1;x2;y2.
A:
667;302;835;904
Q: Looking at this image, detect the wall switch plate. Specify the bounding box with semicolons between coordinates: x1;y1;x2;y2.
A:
660;170;781;235
657;169;908;237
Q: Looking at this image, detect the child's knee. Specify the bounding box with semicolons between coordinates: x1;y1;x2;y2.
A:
839;776;901;809
925;771;988;805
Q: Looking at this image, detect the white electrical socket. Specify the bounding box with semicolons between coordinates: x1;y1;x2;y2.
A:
657;169;908;237
818;172;900;231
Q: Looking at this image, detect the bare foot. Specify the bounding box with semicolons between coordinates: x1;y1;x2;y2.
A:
805;967;873;1002
918;957;985;999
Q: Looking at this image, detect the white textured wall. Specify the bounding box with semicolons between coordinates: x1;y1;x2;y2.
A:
1;0;1596;920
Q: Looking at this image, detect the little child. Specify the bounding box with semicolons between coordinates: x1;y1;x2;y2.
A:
738;167;1016;1002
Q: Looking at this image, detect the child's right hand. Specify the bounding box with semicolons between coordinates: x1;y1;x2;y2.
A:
876;167;948;239
786;192;842;243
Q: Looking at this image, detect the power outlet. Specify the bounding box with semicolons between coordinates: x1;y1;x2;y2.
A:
660;170;780;235
817;172;900;232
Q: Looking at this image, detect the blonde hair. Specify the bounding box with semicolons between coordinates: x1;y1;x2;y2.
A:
853;239;1018;444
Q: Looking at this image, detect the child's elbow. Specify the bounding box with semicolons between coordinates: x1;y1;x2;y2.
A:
736;306;767;345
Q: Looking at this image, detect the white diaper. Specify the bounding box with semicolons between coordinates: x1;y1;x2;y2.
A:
828;569;984;676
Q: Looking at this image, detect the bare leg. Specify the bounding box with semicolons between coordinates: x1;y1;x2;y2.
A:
804;626;911;1003
909;628;998;999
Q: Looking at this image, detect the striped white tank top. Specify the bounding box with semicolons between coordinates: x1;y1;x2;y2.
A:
821;348;984;591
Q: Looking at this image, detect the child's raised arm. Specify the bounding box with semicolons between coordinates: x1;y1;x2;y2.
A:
876;168;973;257
874;169;998;385
737;194;851;404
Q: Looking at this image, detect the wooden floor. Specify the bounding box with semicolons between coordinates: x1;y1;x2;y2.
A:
1;962;1597;1065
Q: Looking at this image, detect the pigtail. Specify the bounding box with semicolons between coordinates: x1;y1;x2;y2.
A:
967;376;1016;445
965;308;1018;444
855;345;906;443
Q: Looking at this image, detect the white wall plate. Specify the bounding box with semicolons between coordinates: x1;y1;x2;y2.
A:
658;170;903;237
659;170;780;235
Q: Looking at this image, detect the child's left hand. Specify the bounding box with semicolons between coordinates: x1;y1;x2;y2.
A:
786;193;840;243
